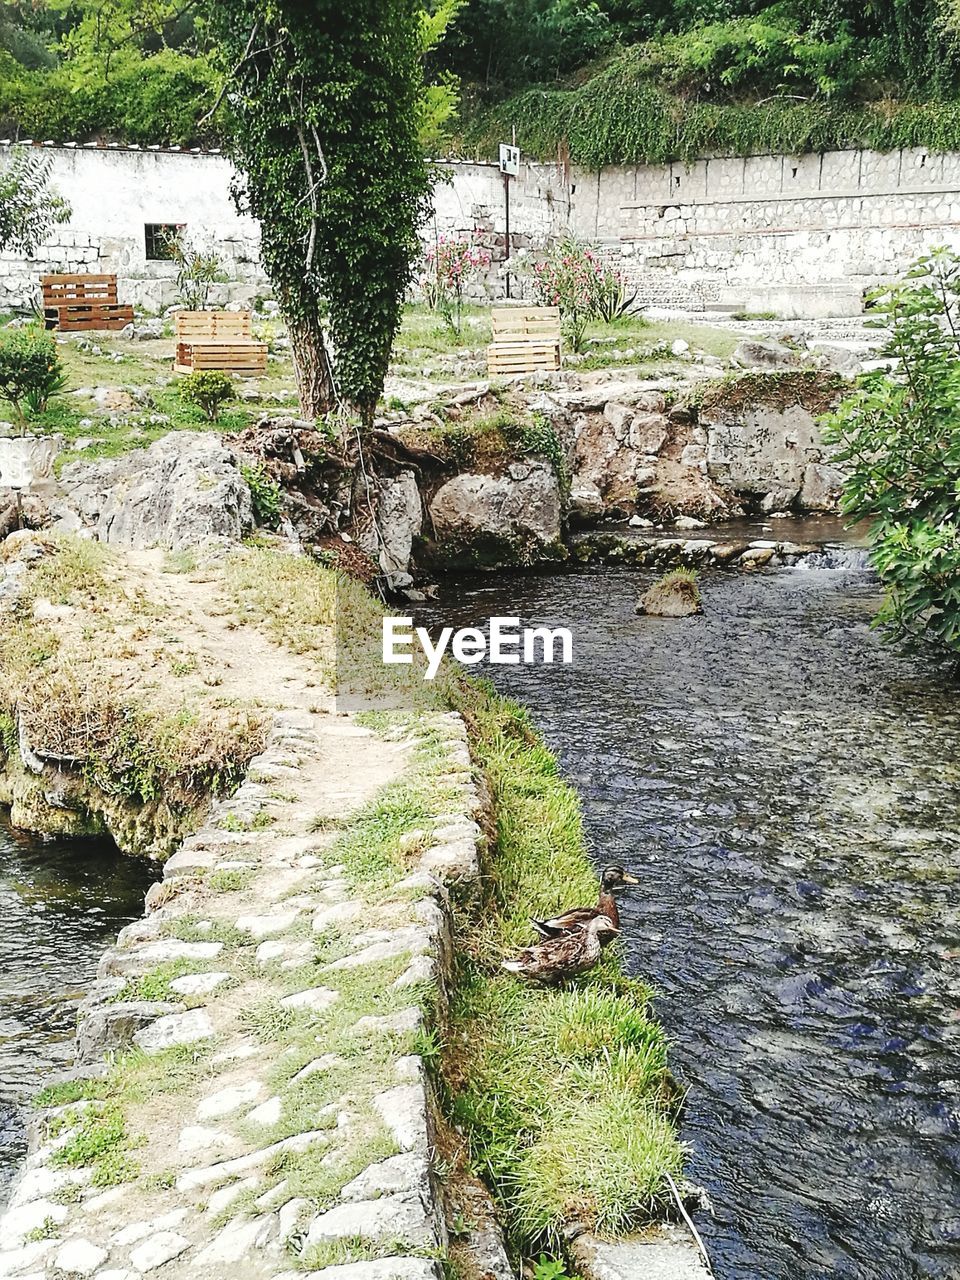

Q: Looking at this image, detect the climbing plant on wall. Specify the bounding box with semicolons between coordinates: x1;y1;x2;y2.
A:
199;0;431;423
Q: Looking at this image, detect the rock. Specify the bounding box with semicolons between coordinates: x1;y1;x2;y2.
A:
58;432;253;552
427;461;561;568
372;1084;426;1152
637;573;702;617
76;998;186;1063
568;480;604;525
628;415;670;455
129;1232;190;1272
169;972;231;996
675;515;707;530
53;1239;109;1276
2;1198;69;1244
280;986;339;1012
740;546;775;568
311;901;363;934
373;470;422;578
99;940;223;978
197;1080;265;1120
247;1095;282;1126
732;339;801;369
133;1008;215;1054
192;1215;277;1264
305;1195;436;1248
294;1261;441;1280
235;909;300;938
340;1154;427;1202
799;461;844;511
278;1197;314;1243
178;1125;234;1154
709;542;749;565
671;339;690;356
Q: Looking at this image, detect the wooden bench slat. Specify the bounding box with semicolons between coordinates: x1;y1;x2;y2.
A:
487;306;562;375
41;273;132;331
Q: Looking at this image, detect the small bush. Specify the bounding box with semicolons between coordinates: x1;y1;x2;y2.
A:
241;463;283;529
0;325;66;430
178;370;234;422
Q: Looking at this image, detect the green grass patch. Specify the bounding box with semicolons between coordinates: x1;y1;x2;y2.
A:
442;680;685;1250
48;1103;141;1187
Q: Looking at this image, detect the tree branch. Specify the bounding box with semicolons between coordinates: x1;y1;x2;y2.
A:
199;19;259;126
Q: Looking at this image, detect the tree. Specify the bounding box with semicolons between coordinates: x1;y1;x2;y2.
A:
200;1;431;424
822;248;960;658
0;146;71;256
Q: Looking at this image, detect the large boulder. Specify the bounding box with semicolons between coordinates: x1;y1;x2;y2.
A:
58;432;253;552
428;461;561;568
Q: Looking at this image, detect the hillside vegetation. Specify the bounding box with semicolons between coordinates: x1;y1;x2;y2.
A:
3;0;960;163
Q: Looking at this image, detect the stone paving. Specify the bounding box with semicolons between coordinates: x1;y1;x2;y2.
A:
0;707;489;1280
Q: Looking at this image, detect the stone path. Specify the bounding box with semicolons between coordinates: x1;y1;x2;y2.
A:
0;550;494;1280
0;705;485;1279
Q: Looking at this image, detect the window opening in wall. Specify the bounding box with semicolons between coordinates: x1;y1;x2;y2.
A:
145;223;184;260
674;175;681;186
792;167;798;178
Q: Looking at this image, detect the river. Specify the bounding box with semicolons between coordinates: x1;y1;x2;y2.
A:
417;554;960;1280
0;822;154;1205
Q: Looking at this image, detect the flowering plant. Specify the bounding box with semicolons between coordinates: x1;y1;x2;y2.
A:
422;232;491;336
529;236;634;350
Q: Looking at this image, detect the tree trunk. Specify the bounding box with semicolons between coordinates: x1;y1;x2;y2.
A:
287;316;337;419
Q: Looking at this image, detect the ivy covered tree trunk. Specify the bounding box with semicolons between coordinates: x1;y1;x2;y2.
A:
200;0;430;426
286;316;337;419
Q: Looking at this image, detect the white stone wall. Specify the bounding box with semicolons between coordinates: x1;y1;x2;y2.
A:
0;144;267;313
7;143;960;318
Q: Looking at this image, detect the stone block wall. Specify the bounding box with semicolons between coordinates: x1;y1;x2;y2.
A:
6;142;960;317
0;143;268;313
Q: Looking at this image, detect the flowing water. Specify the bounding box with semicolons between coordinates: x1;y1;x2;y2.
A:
0;822;154;1205
417;552;960;1280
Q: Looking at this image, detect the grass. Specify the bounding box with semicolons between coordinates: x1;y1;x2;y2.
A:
48;1104;142;1187
0;535;268;857
440;680;685;1249
211;543;684;1253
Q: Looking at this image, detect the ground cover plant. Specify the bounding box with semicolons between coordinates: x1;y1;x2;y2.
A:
824;247;960;659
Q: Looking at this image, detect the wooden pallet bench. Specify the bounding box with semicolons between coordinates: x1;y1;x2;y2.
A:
173;310;268;376
42;274;134;332
487;306;562;376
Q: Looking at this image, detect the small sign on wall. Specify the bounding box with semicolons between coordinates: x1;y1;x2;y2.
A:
499;144;520;177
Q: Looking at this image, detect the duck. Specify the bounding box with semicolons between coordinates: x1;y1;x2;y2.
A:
501;914;620;983
530;862;641;940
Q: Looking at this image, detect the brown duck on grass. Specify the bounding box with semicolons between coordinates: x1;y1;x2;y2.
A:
501;914;620;983
530;862;641;940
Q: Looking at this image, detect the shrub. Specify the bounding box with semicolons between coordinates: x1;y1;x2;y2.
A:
422;232;491;337
823;247;960;658
0;146;70;256
528;236;608;352
178;371;234;423
164;230;228;311
0;325;66;431
241;463;283;529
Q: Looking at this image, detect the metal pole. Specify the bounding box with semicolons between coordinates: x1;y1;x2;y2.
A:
503;170;511;299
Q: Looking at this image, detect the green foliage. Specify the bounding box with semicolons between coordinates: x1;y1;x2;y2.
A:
652;8;860;100
421;232;491;336
823;247;960;657
165;231;228;311
0;146;70;256
464;42;960;168
48;1104;140;1187
202;0;432;422
241;463;283;530
0;325;66;431
443;681;684;1247
527;237;633;351
178;370;233;423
